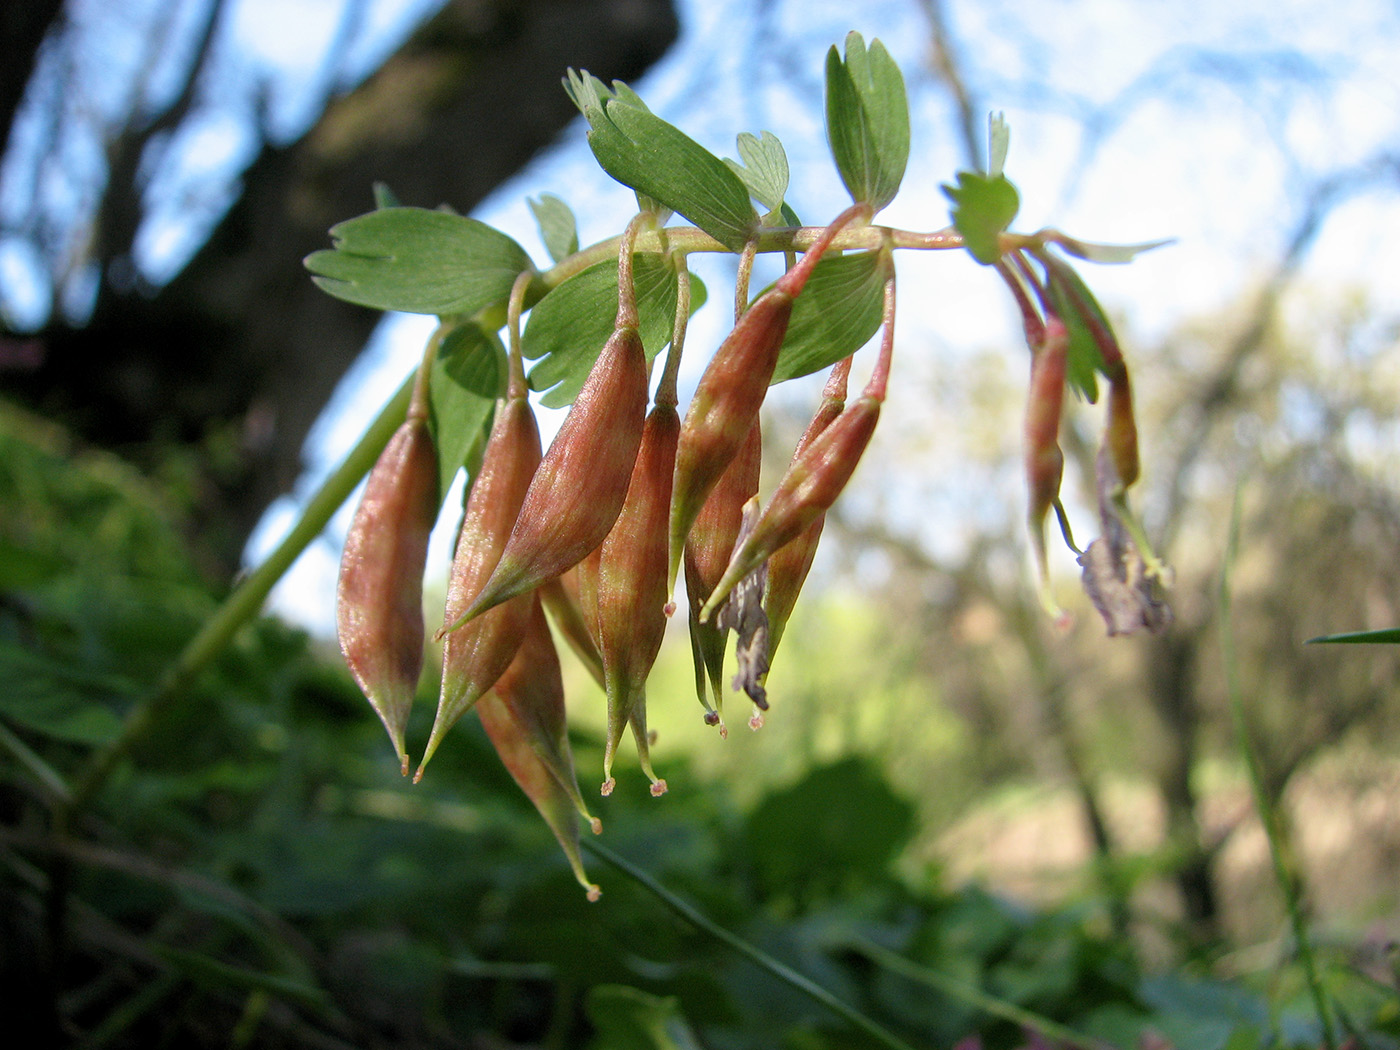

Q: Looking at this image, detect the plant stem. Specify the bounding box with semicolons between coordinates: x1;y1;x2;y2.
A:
535;222;965;294
584;840;925;1050
62;372;415;820
850;938;1101;1048
1219;490;1338;1050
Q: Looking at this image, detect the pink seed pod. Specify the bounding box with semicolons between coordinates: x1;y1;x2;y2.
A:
596;402;679;795
1023;315;1071;600
667;203;871;593
336;415;439;776
762;358;851;662
456;323;648;624
1103;371;1139;491
539;572;604;690
416;393;541;780
700;394;881;623
477;595;602;901
683;418;761;728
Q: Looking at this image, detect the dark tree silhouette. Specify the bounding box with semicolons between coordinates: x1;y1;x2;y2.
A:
3;0;678;571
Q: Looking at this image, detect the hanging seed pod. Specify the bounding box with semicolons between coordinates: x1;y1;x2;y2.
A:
597;402;679;796
1103;370;1139;492
683;418;761;730
336;414;438;776
478;595;602;900
416;394;541;780
456;323;648;624
668;203;871;593
539;572;605;689
762;358;851;664
701;395;881;623
1023;315;1071;612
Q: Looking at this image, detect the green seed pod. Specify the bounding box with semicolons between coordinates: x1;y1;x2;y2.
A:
457;323;648;624
701;396;881;623
597;403;679;796
417;394;541;780
336;415;439;775
683;418;761;730
478;596;602;901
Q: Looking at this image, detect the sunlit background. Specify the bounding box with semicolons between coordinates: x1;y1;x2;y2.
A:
6;0;1400;960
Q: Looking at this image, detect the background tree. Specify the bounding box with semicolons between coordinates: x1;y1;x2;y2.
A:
2;0;679;571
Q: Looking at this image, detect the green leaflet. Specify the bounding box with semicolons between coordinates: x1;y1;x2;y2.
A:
529;194;580;264
523;254;707;408
566;70;756;250
724;131;790;219
428;323;503;500
943;171;1020;266
305;207;532;316
824;33;909;213
770;251;887;384
1306;628;1400;644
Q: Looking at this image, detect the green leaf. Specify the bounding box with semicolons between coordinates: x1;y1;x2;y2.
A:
725;131;790;216
1306;627;1400;644
585;985;703;1050
528;194;580;264
770;251;887;384
1041;255;1112;402
1049;232;1175;264
988;112;1010;176
565;70;755;248
744;756;916;901
428;323;504;499
372;181;400;209
590;101;757;250
523;254;707;407
824;33;910;212
0;642;129;744
942;171;1020;265
305;207;533;316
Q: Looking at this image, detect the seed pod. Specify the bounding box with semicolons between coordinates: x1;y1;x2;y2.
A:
668;205;868;592
539;572;604;690
700;395;881;623
478;595;602;900
1024;316;1070;604
682;418;761;729
336;415;438;776
456;323;648;624
597;403;679;796
762;358;851;662
417;394;541;779
1103;371;1139;491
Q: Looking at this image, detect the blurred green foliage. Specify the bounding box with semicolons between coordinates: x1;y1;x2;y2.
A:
2;399;1397;1049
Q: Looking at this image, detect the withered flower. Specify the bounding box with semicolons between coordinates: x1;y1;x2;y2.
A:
683;418;762;730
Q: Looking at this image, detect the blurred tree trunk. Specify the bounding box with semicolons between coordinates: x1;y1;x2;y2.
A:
6;0;678;573
0;0;64;143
